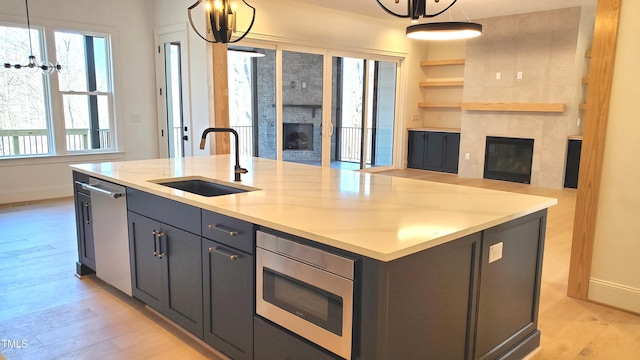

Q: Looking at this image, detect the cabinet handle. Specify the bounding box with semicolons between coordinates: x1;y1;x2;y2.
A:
156;231;166;258
85;203;92;224
208;224;238;237
152;230;158;256
209;246;239;260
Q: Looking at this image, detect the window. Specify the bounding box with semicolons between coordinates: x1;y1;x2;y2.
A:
1;23;115;158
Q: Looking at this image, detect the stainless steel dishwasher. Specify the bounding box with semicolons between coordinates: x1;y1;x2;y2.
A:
77;178;132;296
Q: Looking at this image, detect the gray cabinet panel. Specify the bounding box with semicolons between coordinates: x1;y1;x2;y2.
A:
359;232;481;360
128;211;163;310
475;212;545;360
202;238;254;360
73;171;96;275
164;225;203;337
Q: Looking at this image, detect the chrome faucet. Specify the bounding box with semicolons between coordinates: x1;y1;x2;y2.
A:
199;128;248;181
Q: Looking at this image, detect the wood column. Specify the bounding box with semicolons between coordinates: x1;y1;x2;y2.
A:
212;42;231;154
567;0;621;300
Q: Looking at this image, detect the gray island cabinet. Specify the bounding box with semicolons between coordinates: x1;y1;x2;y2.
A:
71;156;556;360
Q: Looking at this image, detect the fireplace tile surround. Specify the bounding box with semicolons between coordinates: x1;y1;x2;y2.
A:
447;6;595;189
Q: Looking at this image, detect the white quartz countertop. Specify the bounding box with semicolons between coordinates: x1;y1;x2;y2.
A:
71;156;557;262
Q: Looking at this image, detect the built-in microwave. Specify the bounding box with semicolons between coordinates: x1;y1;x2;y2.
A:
256;230;355;360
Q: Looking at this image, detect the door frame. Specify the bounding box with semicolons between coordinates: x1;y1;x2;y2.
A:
154;24;192;158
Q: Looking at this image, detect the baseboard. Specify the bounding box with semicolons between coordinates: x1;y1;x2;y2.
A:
589;278;640;314
0;184;71;204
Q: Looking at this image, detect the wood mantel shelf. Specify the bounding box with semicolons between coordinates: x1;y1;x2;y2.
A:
461;102;566;113
420;59;466;66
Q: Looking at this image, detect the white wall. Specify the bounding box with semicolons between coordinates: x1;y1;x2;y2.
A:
588;0;640;314
0;0;158;203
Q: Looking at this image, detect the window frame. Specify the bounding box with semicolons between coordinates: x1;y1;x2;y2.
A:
0;18;120;160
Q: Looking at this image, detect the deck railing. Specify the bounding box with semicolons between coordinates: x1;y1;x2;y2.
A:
0;128;111;156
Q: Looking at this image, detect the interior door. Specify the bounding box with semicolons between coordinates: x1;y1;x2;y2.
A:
156;28;191;158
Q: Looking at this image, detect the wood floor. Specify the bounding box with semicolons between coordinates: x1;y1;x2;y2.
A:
1;169;639;359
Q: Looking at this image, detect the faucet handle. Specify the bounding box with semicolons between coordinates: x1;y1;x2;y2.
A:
236;167;248;174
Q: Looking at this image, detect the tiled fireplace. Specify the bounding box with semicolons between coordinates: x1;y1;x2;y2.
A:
456;6;594;189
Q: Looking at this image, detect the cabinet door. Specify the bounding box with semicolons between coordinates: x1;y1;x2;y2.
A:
424;132;445;170
442;132;460;173
202;238;254;360
76;192;96;272
407;131;426;169
128;212;163;311
162;224;203;338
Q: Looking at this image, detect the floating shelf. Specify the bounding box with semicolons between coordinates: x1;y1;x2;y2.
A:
461;102;566;113
420;59;466;67
419;79;464;87
418;102;462;109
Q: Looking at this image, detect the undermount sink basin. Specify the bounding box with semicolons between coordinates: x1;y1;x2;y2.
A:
156;179;251;197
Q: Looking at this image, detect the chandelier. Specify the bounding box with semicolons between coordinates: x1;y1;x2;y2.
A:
2;0;62;75
376;0;482;41
188;0;256;44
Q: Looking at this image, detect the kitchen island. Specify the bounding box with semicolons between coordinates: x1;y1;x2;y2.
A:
71;155;556;360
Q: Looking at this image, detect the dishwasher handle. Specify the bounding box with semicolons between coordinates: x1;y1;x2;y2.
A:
75;181;123;199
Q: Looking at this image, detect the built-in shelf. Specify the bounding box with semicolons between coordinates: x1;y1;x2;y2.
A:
420;59;466;67
418;102;462;109
409;127;461;133
461;102;566;113
419;79;464;87
568;135;583;140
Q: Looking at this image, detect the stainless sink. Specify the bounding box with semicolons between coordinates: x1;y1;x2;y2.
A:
155;179;252;197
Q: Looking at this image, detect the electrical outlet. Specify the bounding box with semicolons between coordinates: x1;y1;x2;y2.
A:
517;71;523;80
465;152;470;160
489;242;503;263
496;72;501;80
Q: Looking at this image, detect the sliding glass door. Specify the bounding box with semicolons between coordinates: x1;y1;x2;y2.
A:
228;45;399;170
331;56;397;170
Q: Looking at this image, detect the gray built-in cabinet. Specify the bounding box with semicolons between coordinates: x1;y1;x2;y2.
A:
408;130;460;173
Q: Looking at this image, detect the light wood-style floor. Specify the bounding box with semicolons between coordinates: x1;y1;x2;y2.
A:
1;169;639;359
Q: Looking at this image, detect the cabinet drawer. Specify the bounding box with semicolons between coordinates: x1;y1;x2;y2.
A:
126;188;201;235
202;210;254;254
254;317;339;360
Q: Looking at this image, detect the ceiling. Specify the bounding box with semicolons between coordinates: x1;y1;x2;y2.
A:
285;0;595;22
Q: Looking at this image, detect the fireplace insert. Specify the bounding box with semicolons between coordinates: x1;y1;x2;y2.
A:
283;123;313;150
483;136;534;184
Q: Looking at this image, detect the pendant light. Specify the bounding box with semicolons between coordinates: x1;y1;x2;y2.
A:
376;0;482;41
188;0;256;44
2;0;62;75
